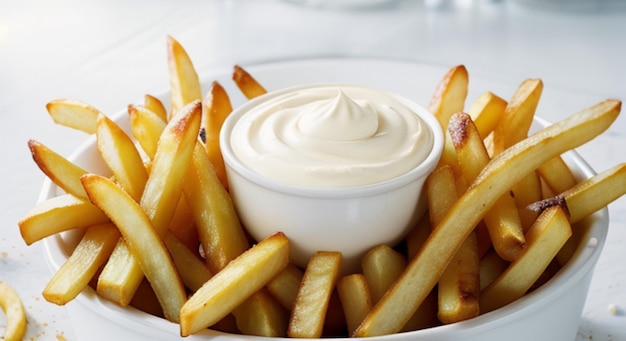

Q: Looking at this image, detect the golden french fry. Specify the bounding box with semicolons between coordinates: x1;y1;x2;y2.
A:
449;112;525;261
96;113;147;202
166;195;198;251
266;265;304;310
354;99;620;337
128;104;167;160
480;205;572;313
337;274;372;335
429;65;469;132
288;251;342;338
536;155;578;194
43;223;120;305
144;94;168;122
81;174;187;322
0;280;27;341
97;101;201;306
19;194;109;245
163;232;212;292
425;163;479;324
27;139;89;199
479;250;508;290
179;232;290;336
184;142;249;274
492;79;543;154
361;244;406;304
511;172;542;232
167;35;202;116
202;81;232;189
45;98;101;134
232;65;268;99
467;91;507;140
232;288;290;337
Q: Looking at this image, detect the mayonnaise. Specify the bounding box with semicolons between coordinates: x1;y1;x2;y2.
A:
229;84;434;188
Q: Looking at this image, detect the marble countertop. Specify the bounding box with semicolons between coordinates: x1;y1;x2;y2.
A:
1;0;625;340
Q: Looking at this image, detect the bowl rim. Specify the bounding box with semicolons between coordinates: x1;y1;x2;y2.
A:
39;106;609;339
219;82;445;199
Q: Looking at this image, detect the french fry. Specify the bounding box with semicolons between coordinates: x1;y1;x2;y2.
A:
425;163;479;324
430;65;469;179
163;231;212;292
0;280;27;341
127;104;167;160
449;112;525;261
288;251;342;338
467;91;507;140
81;174;187;322
233;288;290;337
529;163;626;224
45;98;101;134
179;232;290;336
354;99;620;337
266;265;304;310
167;35;202;117
202;81;232;189
480;205;572;313
144;94;168;122
42;223;120;305
18;194;109;245
27;139;89;199
97;101;200;306
492;79;543;154
536;155;577;194
337;274;371;335
232;65;268;99
96;113;147;202
361;245;406;304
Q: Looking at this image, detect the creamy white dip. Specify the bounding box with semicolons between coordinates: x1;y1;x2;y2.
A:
229;84;434;188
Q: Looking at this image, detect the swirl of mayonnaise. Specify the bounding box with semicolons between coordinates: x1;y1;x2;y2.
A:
229;84;434;188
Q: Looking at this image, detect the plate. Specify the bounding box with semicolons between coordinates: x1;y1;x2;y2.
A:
41;58;609;341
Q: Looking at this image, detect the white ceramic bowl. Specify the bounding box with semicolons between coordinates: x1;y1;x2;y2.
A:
40;105;608;341
219;83;444;272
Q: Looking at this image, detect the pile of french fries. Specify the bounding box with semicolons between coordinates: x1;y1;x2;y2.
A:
17;36;626;338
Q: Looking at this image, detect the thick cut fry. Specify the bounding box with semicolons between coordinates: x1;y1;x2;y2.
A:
267;265;304;310
232;65;268;99
202;81;232;189
337;274;372;335
19;194;109;245
43;223;120;305
46;98;101;134
449;112;525;261
467;91;507;139
361;245;406;304
81;174;187;322
0;281;27;341
354;99;620;337
480;205;572;313
492;79;543;154
529;162;626;224
429;65;469;133
425;163;480;324
128;104;167;160
163;232;212;292
96;113;147;202
184;143;249;274
27;139;89;199
167;35;202;116
536;155;577;194
97;101;200;305
144;94;168;122
179;232;290;336
288;251;342;338
233;288;290;337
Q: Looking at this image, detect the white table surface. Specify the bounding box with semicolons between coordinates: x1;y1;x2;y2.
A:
1;0;625;340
